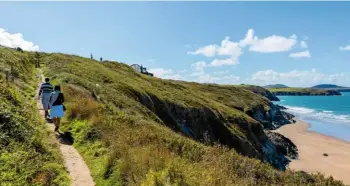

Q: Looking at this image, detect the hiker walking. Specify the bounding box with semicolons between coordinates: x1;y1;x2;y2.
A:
39;78;53;118
49;85;65;132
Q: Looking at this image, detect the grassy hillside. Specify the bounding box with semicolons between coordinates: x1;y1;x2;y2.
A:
0;48;70;185
238;84;280;101
311;84;350;92
31;51;345;185
263;84;289;89
268;87;341;96
311;84;346;89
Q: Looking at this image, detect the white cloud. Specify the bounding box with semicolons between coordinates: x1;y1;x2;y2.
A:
196;73;240;84
209;57;239;67
222;75;240;82
188;44;217;57
248;35;297;53
217;37;242;57
252;69;347;87
300;41;308;48
188;29;300;66
197;73;221;83
213;70;229;75
149;66;240;85
188;62;240;84
327;73;345;82
0;28;39;51
191;61;207;72
239;29;298;53
252;69;279;82
289;50;311;58
148;68;183;80
239;29;256;47
149;68;196;81
188;37;242;62
149;68;173;77
339;45;350;51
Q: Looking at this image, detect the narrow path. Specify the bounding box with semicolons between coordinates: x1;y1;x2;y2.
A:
35;69;95;186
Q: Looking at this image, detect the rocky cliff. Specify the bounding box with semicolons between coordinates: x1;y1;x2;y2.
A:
0;48;344;185
137;90;295;170
40;52;297;170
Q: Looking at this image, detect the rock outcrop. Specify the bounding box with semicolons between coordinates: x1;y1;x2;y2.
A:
138;93;264;159
246;103;295;130
137;91;295;170
265;130;298;159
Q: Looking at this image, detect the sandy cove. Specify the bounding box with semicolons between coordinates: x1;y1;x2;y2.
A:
275;120;350;185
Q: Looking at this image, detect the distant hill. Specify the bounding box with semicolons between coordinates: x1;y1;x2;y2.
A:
264;84;289;89
311;84;346;89
311;84;350;92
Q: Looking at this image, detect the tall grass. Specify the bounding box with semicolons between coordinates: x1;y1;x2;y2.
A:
37;51;346;185
0;47;70;186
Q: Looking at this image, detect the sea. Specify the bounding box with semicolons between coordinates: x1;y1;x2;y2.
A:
273;92;350;142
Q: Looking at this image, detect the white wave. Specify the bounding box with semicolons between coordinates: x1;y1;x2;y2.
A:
283;105;350;124
284;106;315;114
314;112;350;122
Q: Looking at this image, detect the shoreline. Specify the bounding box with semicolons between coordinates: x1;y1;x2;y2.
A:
286;119;350;145
275;119;350;185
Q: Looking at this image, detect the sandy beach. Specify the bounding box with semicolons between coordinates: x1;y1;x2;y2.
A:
275;120;350;185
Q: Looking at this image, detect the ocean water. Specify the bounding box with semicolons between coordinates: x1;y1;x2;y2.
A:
274;92;350;142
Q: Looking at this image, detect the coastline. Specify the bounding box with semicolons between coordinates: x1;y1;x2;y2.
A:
275;119;350;185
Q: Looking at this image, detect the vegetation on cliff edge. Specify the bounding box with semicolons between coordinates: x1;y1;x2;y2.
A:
40;51;344;185
1;47;343;185
268;87;341;96
0;48;70;186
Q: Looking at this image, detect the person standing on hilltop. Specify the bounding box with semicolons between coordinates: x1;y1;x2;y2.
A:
49;85;65;132
39;78;53;118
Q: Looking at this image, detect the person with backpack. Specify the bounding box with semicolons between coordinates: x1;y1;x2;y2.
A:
39;78;53;118
49;85;65;132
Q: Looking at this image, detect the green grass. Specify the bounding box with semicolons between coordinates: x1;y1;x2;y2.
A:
268;87;321;92
268;87;336;94
0;48;70;186
1;47;344;185
40;52;345;185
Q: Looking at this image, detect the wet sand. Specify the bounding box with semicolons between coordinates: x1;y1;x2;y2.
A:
275;120;350;185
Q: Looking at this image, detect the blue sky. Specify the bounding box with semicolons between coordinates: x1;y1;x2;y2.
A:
1;2;350;87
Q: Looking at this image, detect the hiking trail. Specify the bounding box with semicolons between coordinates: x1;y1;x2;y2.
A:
35;69;95;186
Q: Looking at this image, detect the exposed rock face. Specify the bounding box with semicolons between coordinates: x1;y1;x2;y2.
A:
265;130;298;159
139;93;264;159
246;103;295;130
262;140;290;170
273;90;341;96
136;91;296;170
244;103;296;170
